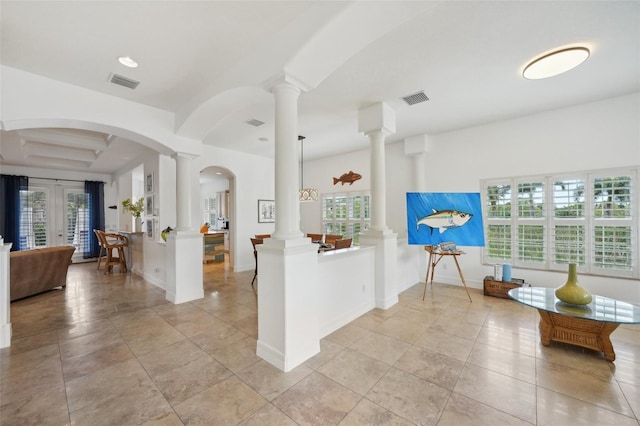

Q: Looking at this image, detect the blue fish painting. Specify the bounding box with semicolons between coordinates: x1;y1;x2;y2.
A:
407;192;485;246
417;209;473;234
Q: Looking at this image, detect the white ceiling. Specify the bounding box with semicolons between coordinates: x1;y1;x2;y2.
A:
1;1;638;175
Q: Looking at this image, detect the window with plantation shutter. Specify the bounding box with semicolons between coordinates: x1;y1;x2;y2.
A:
202;196;217;224
482;167;638;278
321;191;370;245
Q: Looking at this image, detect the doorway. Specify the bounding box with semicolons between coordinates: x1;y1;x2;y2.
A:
21;179;91;262
199;166;235;271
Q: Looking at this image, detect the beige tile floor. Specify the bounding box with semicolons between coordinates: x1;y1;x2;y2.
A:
1;258;639;425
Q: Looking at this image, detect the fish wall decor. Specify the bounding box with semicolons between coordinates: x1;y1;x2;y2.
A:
406;192;485;246
333;171;361;185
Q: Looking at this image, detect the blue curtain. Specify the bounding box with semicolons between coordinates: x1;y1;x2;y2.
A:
84;180;105;259
0;174;28;251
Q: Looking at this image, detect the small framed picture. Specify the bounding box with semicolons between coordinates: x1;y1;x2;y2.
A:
258;199;275;223
146;195;154;215
146;218;154;239
146;172;153;193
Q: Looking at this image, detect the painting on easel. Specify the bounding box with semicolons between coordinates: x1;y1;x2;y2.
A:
406;192;485;246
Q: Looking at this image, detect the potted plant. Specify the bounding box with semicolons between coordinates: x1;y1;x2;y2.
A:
122;198;144;231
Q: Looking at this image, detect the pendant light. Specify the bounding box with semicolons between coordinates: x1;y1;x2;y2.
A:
298;135;318;202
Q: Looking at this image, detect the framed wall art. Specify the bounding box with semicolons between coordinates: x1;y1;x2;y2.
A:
145;172;153;193
146;195;154;215
258;199;275;223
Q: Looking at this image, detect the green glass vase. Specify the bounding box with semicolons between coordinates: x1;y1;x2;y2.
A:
555;263;592;305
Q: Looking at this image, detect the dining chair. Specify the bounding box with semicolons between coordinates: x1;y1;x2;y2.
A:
306;233;323;242
334;238;352;249
324;234;343;245
255;234;271;239
250;237;264;286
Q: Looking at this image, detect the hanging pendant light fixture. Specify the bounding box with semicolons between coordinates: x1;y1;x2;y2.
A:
298;135;318;202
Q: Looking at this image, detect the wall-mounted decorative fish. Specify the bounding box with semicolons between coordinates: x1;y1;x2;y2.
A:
333;171;362;185
417;209;473;234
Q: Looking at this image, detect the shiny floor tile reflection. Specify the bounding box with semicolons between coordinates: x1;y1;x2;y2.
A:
1;259;639;425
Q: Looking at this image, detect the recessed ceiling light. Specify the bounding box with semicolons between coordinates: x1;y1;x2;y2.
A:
118;56;138;68
523;47;589;80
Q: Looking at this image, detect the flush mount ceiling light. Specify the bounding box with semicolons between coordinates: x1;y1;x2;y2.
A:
523;47;590;80
118;56;138;68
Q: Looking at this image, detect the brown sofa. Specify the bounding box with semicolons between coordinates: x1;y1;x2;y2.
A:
10;246;75;301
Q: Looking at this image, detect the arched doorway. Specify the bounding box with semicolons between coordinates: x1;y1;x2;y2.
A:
199;166;236;279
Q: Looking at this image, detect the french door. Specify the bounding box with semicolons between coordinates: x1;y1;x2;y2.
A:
20;181;90;261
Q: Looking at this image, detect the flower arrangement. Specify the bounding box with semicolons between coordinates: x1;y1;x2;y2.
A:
121;198;144;218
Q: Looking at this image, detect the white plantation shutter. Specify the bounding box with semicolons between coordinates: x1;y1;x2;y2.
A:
321;191;370;245
482;167;638;278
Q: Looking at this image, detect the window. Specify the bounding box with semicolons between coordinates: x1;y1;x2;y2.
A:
321;191;370;245
202;196;217;225
482;168;638;278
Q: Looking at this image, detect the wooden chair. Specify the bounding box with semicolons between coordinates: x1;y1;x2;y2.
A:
255;234;271;240
93;229;107;270
334;238;352;249
306;233;323;242
96;230;128;274
324;234;343;245
250;237;264;286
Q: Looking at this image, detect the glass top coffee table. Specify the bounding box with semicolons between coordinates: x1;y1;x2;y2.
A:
508;287;640;361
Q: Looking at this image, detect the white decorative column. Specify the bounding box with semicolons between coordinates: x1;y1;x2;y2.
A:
166;152;204;304
404;134;431;192
404;134;432;283
272;80;304;240
358;102;399;309
257;75;319;372
173;152;195;232
0;243;13;348
369;129;389;231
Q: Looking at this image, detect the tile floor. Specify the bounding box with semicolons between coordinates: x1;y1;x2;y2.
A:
1;259;639;425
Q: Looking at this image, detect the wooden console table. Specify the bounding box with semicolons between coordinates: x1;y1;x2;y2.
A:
423;245;472;302
508;287;640;361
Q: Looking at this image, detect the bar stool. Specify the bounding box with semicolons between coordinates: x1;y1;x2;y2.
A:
96;230;128;274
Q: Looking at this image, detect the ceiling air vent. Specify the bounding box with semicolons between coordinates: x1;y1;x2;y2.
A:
402;91;429;106
109;73;140;89
244;118;265;127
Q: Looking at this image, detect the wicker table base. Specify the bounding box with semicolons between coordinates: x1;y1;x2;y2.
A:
537;310;619;361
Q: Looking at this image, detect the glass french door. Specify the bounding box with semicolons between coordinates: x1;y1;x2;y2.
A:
20;182;90;261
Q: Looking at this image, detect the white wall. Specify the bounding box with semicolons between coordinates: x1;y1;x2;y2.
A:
299;93;640;303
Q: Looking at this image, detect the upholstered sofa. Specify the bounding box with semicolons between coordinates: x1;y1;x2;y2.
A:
10;246;75;301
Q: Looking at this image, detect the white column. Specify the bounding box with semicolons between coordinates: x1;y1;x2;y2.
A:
368;129;389;231
412;153;426;192
173;153;195;232
165;152;203;304
0;243;13;348
271;81;304;240
358;102;398;309
404;134;431;192
257;75;319;372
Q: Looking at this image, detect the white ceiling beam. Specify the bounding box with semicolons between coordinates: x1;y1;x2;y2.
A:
17;129;108;151
23;141;97;162
26;155;91;169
